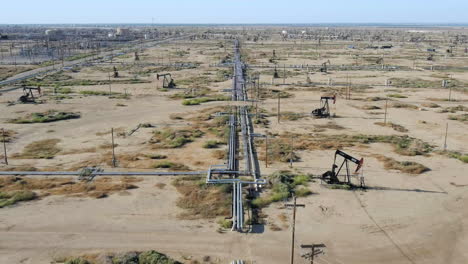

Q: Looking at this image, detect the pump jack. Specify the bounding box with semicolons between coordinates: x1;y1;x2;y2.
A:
157;73;176;88
18;86;41;103
273;66;280;78
113;66;119;78
322;149;364;186
312;95;336;118
320;60;331;73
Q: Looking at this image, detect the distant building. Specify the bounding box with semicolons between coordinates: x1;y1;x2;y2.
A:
45;29;65;40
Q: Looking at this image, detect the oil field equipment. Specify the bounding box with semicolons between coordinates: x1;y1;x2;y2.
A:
312;95;336;118
320;60;331;73
18;86;41;103
113;66;119;78
273;66;279;78
157;73;176;88
321;149;364;185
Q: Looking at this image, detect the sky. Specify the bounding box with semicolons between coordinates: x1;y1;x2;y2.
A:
1;0;467;24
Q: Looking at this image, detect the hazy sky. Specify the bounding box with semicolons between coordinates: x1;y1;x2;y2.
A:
1;0;467;24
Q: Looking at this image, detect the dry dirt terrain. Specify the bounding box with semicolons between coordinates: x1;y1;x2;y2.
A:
1;28;468;264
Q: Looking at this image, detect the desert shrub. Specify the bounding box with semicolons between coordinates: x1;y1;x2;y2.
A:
172;177;231;219
64;258;90;264
139;250;181;264
13;139;61;159
0;190;37;208
387;93;407;98
182;95;229;105
153;161;189;171
444;151;468;163
448;114;468;122
251;171;312;208
9;110;80;124
145;154;167;159
202;140;222;149
218;218;233;229
375;155;429;174
391;102;418;109
151;128;203;148
374;122;408;132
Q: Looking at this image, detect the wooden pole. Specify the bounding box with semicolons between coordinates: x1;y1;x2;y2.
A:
384;99;388;125
444;123;448;151
285;196;305;264
278;93;281;124
111;128;116;167
283;64;286;84
289;136;294;168
108;72;112;95
265;136;268;168
2;128;8;165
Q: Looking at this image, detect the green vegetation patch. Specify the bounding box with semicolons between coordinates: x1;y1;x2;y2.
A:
0;190;37;208
443;151;468;163
182;95;230;106
9;110;80;124
251;171;313;208
150;128;203;148
202;140;223;149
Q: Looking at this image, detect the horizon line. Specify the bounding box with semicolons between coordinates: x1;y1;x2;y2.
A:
1;22;468;26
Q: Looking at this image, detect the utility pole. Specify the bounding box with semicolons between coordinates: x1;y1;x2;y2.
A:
285;196;305;264
278;93;281;124
111;128;117;167
384;98;388;125
108;72;112;95
289;136;294;168
444;123;448;151
265;135;268;168
2;128;8;165
283;64;286;84
300;244;326;264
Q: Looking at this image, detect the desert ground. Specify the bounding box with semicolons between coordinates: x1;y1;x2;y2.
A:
1;27;468;264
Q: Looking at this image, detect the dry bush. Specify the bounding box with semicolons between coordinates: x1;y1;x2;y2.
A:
361;105;381;110
0;129;16;143
314;122;345;130
0;176;140;199
278;112;306;121
153;161;190;171
212;149;227;159
257;137;301;163
269;223;282;231
172;176;231;219
150;128;203;148
391;102;418;110
374;122;408;132
421;102;440;108
374;155;429;174
12;139;61;159
269;133;433;157
448;114;468;123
